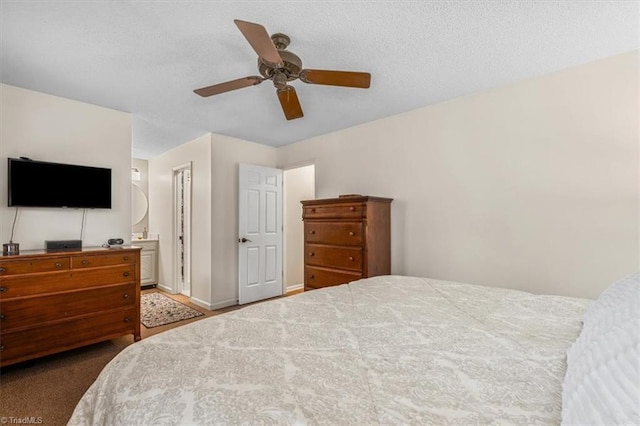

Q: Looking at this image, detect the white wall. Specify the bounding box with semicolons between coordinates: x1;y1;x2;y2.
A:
277;51;639;299
0;84;132;250
209;134;277;308
148;134;212;305
283;164;315;290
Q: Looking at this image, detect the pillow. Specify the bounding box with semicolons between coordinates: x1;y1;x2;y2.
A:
561;272;640;425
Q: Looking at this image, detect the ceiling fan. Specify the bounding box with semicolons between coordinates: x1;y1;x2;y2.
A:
193;19;371;120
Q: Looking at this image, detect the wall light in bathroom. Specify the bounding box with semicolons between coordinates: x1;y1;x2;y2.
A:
131;168;141;181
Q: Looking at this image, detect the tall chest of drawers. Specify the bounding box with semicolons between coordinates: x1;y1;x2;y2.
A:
301;196;392;290
0;247;141;367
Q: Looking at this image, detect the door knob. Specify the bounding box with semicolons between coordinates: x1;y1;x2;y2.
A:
238;238;252;243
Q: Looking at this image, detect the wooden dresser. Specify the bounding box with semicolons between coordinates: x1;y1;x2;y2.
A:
301;195;392;290
0;246;141;367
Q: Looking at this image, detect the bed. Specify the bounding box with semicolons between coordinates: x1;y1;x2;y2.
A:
69;274;639;425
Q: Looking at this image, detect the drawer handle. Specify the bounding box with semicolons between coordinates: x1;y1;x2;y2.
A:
349;231;355;236
309;230;316;235
82;260;89;265
123;317;130;323
123;293;130;299
308;252;314;257
0;267;5;273
309;274;315;279
349;206;355;211
311;208;316;213
124;256;129;261
123;272;130;277
55;262;63;268
0;287;6;293
349;256;354;261
0;345;4;352
0;314;5;320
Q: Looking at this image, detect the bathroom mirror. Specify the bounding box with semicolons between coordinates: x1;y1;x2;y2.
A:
131;184;148;225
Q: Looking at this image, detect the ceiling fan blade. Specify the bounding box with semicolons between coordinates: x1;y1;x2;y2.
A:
234;19;282;66
299;69;371;88
277;86;304;120
193;76;263;97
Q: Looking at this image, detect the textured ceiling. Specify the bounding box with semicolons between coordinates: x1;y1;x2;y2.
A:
1;1;638;159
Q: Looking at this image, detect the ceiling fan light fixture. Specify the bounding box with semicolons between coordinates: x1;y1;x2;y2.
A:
272;71;288;89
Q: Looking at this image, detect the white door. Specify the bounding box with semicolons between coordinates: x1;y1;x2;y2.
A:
238;164;283;305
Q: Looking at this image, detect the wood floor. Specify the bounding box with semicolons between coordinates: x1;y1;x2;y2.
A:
139;287;240;338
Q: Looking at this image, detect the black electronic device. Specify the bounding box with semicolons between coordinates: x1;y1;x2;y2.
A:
45;240;82;252
108;238;124;246
8;158;112;208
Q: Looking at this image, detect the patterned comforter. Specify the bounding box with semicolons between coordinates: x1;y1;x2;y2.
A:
69;275;591;425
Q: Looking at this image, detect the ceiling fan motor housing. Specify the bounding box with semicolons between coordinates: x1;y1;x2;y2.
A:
258;34;302;81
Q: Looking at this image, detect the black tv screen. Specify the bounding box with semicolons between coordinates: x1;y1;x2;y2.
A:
8;158;112;208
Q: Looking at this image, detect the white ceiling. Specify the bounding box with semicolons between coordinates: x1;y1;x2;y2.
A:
1;1;638;159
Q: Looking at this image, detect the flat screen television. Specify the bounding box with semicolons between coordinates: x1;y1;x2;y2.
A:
8;158;112;208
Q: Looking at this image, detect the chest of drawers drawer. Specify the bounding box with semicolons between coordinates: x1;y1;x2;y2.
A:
305;244;363;272
303;203;364;219
72;252;136;268
0;264;136;299
0;257;70;275
305;266;362;289
305;222;363;246
0;283;136;332
0;307;137;366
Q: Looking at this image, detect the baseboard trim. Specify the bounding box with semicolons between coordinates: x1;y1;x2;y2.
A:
189;296;238;311
286;283;304;293
208;298;239;310
157;284;174;294
189;296;212;310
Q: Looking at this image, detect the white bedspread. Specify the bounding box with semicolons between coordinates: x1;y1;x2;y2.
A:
69;276;591;425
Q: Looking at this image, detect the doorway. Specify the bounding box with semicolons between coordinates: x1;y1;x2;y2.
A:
173;163;192;297
283;163;316;293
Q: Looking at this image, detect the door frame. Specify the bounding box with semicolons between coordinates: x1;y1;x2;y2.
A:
282;161;317;294
173;162;192;296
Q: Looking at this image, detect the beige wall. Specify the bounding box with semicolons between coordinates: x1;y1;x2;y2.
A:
131;158;149;234
209;134;278;308
283;164;315;290
0;84;132;249
277;51;639;299
148;134;212;305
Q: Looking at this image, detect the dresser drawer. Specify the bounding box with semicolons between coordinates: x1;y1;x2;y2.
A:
305;266;362;289
0;257;70;275
72;252;136;269
305;244;363;272
0;264;135;299
0;284;136;332
305;222;363;246
303;203;364;219
0;307;137;366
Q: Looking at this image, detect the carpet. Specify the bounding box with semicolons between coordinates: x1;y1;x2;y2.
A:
141;293;204;328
